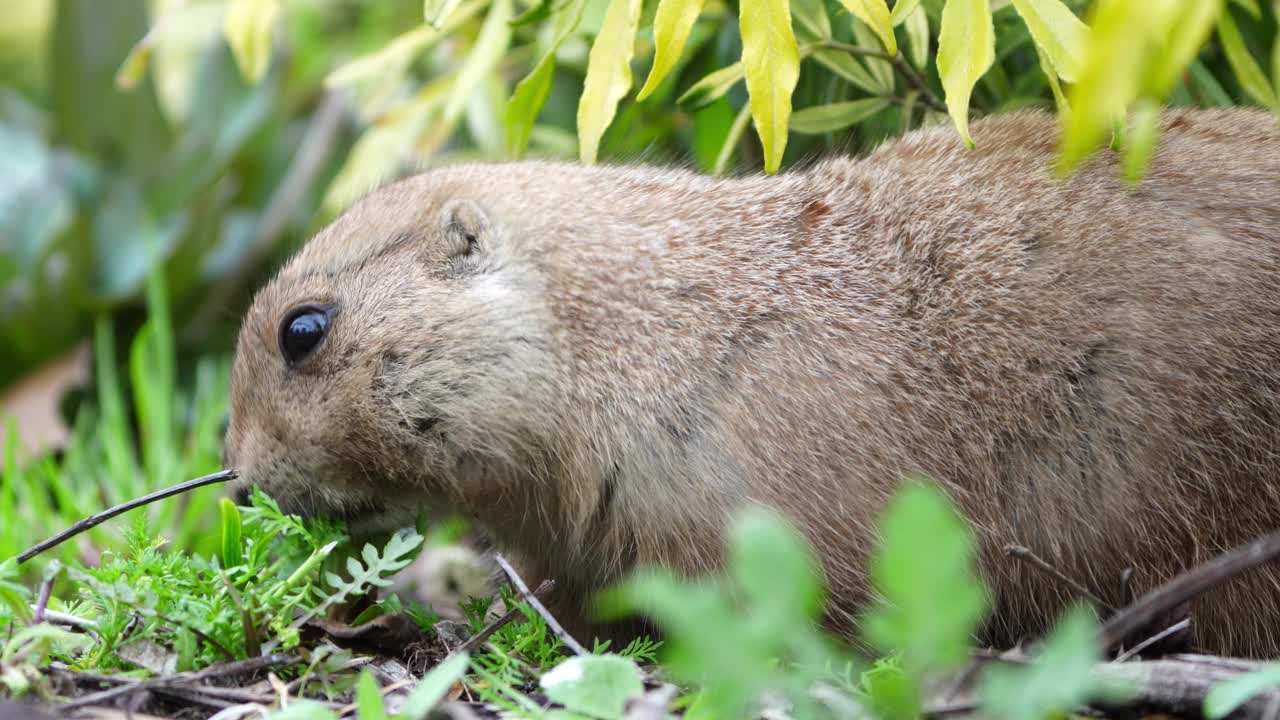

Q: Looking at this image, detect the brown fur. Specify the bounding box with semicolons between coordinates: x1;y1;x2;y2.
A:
224;108;1280;657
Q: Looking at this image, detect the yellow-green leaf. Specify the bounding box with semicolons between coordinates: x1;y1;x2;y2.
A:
904;4;929;69
1055;0;1145;173
838;0;897;55
1147;1;1222;96
1033;40;1068;112
740;0;801;173
1217;8;1280;110
116;41;154;90
638;0;707;99
326;0;486;95
223;0;279;84
578;0;644;163
677;62;744;109
890;0;924;25
444;0;514;126
505;0;588;156
1009;0;1087;83
1122;101;1161;185
789;98;889;133
424;0;466;27
936;0;993;148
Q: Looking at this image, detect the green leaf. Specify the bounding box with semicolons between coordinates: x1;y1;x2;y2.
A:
223;0;279;83
840;0;897;54
400;653;471;718
638;0;707;100
810;47;883;93
540;654;646;719
728;506;824;622
980;605;1102;720
355;671;388;720
577;0;644;163
890;0;924;25
51;0;172;175
219;498;243;570
936;0;994;147
1231;0;1262;16
860;656;920;720
1122;101;1161;185
1216;8;1280;110
789;98;889;133
860;478;990;673
1204;665;1280;719
739;0;800;173
903;4;930;69
505;0;589;156
1274;1;1280;104
444;0;514;126
1009;0;1087;83
714;103;753;175
792;0;833;38
678;62;745;109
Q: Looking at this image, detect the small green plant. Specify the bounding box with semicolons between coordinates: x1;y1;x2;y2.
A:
0;267;231;566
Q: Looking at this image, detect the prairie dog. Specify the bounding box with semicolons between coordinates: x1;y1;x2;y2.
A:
224;109;1280;657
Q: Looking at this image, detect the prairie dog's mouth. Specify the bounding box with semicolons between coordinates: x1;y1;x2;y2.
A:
231;483;417;535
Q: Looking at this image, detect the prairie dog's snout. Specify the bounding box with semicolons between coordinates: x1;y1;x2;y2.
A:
226;108;1280;657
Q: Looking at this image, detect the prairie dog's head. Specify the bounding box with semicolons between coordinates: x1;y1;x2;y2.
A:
224;167;564;532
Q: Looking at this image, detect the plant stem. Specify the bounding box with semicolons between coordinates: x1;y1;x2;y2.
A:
816;40;947;114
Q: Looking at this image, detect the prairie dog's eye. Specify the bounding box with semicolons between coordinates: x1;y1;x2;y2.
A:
279;305;335;368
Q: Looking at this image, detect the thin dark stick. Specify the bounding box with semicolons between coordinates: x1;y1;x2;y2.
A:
815;40;948;113
1113;618;1191;662
454;579;555;654
1003;543;1116;612
33;575;53;624
16;469;239;564
58;652;295;710
492;555;588;656
1099;528;1280;651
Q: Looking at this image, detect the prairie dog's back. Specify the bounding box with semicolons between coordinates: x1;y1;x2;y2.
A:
226;108;1280;656
519;109;1280;652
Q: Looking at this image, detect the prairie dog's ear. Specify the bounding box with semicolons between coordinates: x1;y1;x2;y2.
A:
440;198;491;260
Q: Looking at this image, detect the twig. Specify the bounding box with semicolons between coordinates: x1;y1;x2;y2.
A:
1113;618;1191;662
492;555;588;656
815;40;948;113
33;575;53;624
17;469;239;564
1003;543;1116;612
1092;659;1280;719
453;579;555;654
58;653;297;710
33;610;99;634
1099;528;1280;651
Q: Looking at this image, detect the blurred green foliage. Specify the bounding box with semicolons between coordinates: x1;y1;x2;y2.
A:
2;0;1278;401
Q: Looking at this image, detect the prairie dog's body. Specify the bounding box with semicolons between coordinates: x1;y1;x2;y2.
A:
225;109;1280;657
